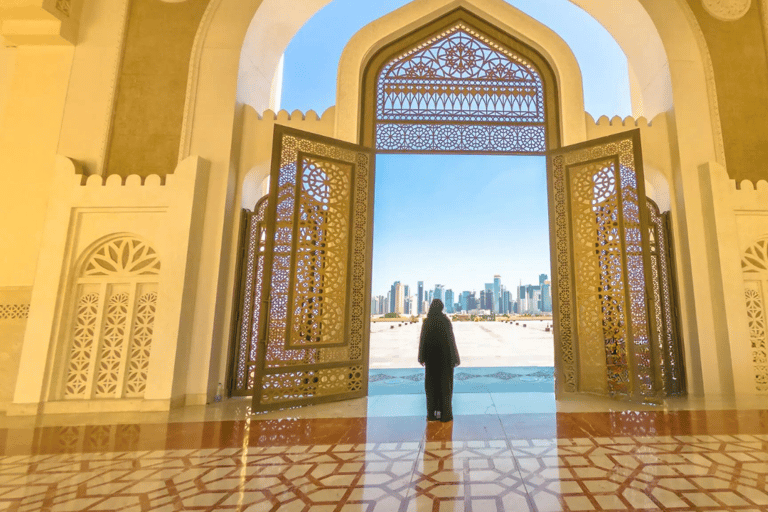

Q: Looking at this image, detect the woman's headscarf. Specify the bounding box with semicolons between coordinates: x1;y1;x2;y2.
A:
427;299;444;317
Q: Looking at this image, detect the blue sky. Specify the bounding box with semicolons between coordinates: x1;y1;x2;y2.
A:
280;0;632;298
371;155;550;294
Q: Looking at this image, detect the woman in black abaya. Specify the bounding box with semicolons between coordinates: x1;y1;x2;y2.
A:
418;299;460;422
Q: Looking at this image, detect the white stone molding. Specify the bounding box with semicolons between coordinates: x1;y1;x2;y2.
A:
702;0;752;21
679;0;727;167
10;155;210;416
699;161;768;396
56;0;132;176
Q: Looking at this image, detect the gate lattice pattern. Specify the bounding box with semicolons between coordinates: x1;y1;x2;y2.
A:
647;200;685;395
550;132;657;398
230;198;269;396
252;128;372;411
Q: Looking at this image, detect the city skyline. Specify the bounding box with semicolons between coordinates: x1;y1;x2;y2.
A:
372;273;552;316
372;273;551;300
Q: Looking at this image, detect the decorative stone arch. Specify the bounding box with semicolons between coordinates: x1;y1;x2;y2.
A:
52;234;160;401
336;0;582;148
182;0;723;158
180;0;728;398
742;236;768;393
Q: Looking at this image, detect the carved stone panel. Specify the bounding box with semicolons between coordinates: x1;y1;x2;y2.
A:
62;236;159;400
742;238;768;392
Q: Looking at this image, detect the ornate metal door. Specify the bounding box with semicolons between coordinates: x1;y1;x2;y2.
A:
252;126;374;412
228;196;269;397
549;129;661;400
646;199;686;396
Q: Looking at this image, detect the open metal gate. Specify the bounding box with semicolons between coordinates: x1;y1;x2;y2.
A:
251;125;375;412
228;196;269;397
646;198;686;396
549;129;666;400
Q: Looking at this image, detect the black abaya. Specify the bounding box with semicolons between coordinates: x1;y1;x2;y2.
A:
418;305;460;422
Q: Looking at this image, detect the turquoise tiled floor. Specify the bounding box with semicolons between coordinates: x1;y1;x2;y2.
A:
368;366;554;395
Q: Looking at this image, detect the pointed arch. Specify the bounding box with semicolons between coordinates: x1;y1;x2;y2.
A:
366;14;556;154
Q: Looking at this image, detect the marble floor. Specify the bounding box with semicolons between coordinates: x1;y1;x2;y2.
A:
3;393;768;511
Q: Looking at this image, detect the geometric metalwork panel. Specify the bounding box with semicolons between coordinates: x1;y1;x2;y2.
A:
253;126;374;412
230;198;269;397
549;129;658;399
647;199;685;396
62;236;160;400
376;23;546;154
742;237;768;393
286;156;353;349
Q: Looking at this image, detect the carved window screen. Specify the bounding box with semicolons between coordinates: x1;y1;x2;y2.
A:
549;130;660;400
375;22;547;154
229;197;269;397
252;126;374;413
63;236;159;400
742;238;768;393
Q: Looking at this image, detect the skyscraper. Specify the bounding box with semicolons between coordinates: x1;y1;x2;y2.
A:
444;289;454;313
395;282;405;314
502;287;510;314
480;289;493;311
390;281;399;313
459;291;469;312
542;280;552;312
493;275;501;314
434;284;445;303
417;281;424;314
467;291;477;310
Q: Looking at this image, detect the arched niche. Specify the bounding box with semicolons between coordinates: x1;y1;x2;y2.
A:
53;234;160;401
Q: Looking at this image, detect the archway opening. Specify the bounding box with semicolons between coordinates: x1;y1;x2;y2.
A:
231;0;697;409
358;11;564;394
369;153;555;395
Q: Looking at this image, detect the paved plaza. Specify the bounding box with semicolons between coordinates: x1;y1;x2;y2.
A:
370;319;554;368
